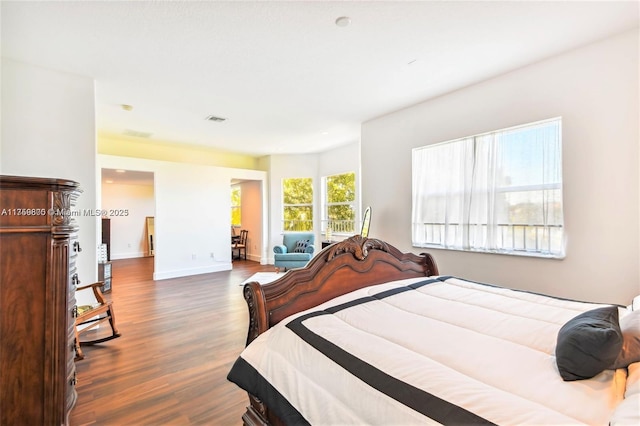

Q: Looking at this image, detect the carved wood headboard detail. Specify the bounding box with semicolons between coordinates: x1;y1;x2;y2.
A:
325;235;389;261
243;236;438;345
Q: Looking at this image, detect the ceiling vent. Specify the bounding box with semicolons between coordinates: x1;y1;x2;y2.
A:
205;115;227;122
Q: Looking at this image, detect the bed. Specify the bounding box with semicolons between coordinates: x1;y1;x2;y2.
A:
228;236;640;425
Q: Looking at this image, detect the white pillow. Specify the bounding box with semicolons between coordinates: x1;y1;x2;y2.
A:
609;362;640;425
610;394;640;425
626;362;640;397
632;295;640;311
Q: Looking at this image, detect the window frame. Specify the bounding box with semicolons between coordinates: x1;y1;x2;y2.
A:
322;172;357;236
412;117;565;259
282;177;314;232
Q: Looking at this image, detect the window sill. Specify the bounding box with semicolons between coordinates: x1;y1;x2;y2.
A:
413;244;565;260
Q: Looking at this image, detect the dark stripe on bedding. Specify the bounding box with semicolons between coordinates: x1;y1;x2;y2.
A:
227;357;310;425
323;278;444;314
412;276;451;288
286;282;495;425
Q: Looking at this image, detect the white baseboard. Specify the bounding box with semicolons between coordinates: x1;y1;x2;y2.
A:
153;262;232;280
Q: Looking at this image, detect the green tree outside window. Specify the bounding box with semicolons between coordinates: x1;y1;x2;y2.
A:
231;187;241;227
283;177;313;231
325;172;356;233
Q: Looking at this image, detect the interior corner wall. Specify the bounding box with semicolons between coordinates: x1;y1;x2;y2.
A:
361;29;640;305
1;59;98;287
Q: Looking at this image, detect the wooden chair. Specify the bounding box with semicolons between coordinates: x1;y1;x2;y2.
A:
74;281;120;360
232;229;248;260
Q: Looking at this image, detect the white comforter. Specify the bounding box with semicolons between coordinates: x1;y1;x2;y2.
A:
232;276;629;425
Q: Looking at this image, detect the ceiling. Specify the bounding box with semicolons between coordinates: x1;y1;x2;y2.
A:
2;1;638;157
101;168;154;186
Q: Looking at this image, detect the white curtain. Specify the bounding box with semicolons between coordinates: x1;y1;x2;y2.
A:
412;118;564;257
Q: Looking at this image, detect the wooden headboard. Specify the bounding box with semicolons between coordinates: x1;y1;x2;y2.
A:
242;235;438;345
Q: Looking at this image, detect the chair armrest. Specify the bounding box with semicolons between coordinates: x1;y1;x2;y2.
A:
77;281;106;305
273;244;288;254
76;281;104;292
305;244;315;254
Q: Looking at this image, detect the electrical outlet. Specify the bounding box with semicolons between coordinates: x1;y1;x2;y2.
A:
210;252;214;259
191;253;197;260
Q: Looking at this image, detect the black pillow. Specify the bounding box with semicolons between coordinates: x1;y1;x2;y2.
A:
555;306;623;381
292;239;309;253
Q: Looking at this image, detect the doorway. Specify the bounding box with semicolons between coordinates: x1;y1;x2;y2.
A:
101;168;156;273
230;178;265;265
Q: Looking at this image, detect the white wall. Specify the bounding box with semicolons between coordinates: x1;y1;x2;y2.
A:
361;30;639;305
318;142;360;178
99;155;267;280
1;59;98;294
101;182;155;259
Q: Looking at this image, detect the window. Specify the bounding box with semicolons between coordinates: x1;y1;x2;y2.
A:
282;177;313;231
231;187;241;227
323;172;356;234
412;117;564;258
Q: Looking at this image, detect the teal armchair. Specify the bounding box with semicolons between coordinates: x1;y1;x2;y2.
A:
273;232;315;272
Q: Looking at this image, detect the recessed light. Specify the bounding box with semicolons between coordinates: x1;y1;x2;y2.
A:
115;169;126;173
408;59;418;65
121;104;133;111
105;180;114;184
335;16;351;27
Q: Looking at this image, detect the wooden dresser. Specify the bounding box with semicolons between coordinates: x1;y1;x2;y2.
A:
0;175;81;425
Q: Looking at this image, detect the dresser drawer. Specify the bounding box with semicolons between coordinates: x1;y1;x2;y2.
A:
70;267;80;292
69;235;81;257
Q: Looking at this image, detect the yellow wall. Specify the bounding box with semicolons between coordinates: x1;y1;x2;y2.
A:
98;132;265;170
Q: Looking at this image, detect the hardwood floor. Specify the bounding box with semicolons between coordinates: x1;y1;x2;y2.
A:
70;257;275;425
